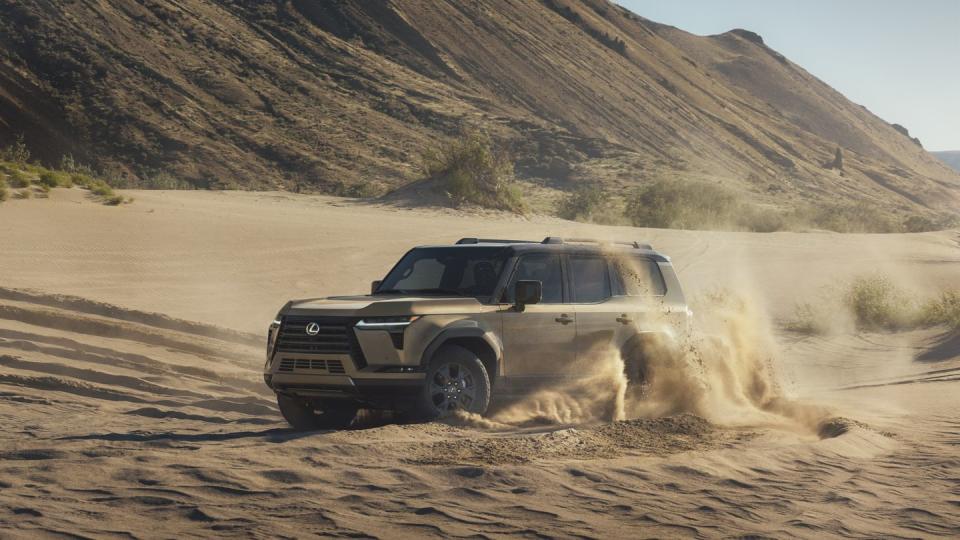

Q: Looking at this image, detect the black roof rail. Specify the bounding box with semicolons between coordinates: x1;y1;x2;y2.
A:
456;238;535;245
540;237;654;250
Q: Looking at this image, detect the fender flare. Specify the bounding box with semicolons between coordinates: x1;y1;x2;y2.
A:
419;327;503;377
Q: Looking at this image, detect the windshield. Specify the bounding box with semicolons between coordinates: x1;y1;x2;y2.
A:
377;247;509;298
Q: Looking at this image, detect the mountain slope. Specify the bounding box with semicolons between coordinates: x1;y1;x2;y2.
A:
0;0;957;216
933;151;960;172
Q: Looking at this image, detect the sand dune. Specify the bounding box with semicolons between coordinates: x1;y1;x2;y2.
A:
1;189;959;537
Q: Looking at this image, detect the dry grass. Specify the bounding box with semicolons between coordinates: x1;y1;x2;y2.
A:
788;274;960;335
0;160;129;206
557;184;611;222
619;177;954;233
843;274;916;331
920;290;960;332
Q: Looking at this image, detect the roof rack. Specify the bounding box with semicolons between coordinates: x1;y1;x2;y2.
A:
541;237;654;250
455;238;534;245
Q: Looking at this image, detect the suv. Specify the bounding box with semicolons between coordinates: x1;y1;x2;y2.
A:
263;237;689;429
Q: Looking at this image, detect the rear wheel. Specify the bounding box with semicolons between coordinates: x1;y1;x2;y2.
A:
622;343;649;399
277;394;359;430
411;344;491;420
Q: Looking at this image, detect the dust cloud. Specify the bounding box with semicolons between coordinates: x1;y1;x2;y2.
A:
476;288;834;435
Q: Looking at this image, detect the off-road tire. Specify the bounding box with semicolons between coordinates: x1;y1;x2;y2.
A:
277;394;359;430
622;343;649;398
411;344;491;420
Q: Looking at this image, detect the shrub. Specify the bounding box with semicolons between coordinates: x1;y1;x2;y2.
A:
844;274;916;331
785;302;833;335
921;290;960;331
0;177;7;202
103;194;125;206
740;206;787;233
15;188;32;199
624;178;743;230
8;170;30;188
557;184;609;222
89;180;115;197
420;128;524;212
803;202;899;233
0;134;30;164
71;173;94;189
38;170;65;188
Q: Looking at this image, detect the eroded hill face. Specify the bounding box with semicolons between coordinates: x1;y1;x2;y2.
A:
0;0;957;214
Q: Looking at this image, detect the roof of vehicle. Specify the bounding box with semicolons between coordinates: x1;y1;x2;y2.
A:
416;237;671;262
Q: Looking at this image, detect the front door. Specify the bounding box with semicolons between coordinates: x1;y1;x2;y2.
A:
500;253;576;381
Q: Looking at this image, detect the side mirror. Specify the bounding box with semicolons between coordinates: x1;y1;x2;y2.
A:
514;280;542;312
371;280;382;295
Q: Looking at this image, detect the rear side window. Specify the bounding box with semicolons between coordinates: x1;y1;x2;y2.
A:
569;255;611;303
505;254;563;304
610;256;667;296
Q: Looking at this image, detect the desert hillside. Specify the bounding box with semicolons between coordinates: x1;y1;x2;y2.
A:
1;0;958;217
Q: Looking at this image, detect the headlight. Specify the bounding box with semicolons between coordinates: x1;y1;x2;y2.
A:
355;316;420;330
266;317;282;363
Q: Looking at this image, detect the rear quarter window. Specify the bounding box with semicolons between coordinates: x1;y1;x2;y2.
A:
610;256;667;296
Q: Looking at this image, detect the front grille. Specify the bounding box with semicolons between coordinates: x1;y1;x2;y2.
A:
277;358;346;374
275;316;367;368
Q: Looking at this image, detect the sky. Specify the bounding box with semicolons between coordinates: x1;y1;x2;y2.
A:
617;0;960;151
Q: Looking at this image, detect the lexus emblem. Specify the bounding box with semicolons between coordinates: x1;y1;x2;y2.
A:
305;322;320;336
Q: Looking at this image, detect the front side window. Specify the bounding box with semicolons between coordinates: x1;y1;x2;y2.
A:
569;255;611;303
378;247;508;298
504;254;563;304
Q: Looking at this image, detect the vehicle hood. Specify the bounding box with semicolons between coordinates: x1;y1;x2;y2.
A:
283;294;489;317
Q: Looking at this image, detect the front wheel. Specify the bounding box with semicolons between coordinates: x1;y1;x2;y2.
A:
277;394;358;430
411;344;491;420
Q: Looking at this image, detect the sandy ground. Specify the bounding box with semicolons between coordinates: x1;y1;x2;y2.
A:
1;188;958;538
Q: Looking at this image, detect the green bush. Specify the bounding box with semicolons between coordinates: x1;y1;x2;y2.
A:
38;170;65;188
0;134;30;164
71;173;95;189
103;194;125;206
803;202;899;233
557;184;610;222
8;170;30;188
0;177;7;202
624;178;745;230
844;274;916;331
921;290;960;331
420;128;524;212
15;188;32;199
88;179;114;197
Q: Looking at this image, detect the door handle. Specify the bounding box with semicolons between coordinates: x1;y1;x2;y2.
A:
555;314;574;325
616;314;633;324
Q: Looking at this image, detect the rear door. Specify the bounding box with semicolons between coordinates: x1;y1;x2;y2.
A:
568;254;632;360
500;253;576;378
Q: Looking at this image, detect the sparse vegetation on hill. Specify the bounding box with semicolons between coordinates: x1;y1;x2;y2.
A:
1;0;957;219
419;129;524;212
0;150;131;206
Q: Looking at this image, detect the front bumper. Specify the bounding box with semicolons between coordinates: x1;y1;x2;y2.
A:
265;370;424;408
